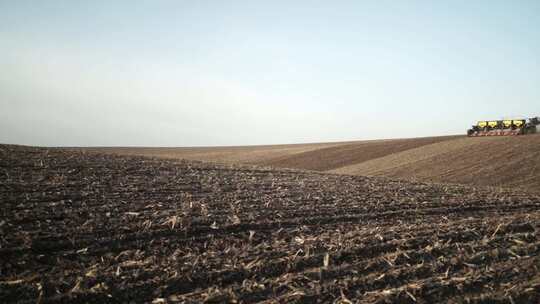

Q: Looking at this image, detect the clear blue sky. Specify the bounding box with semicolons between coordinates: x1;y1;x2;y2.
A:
1;1;539;146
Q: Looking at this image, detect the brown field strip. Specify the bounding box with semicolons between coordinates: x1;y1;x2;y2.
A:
79;141;346;165
79;135;460;172
331;134;540;192
79;134;540;192
261;135;461;171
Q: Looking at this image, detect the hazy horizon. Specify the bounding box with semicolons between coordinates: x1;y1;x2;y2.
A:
2;1;539;147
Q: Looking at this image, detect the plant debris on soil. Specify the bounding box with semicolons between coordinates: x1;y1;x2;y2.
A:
1;144;540;303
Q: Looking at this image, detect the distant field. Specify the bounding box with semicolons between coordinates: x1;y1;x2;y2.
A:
81;134;540;192
81;141;345;164
331;134;540;192
80;135;460;170
260;135;461;171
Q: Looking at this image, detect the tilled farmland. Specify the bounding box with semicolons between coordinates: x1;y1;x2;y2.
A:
1;145;540;303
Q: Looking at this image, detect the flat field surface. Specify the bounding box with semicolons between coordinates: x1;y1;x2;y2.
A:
2;145;540;303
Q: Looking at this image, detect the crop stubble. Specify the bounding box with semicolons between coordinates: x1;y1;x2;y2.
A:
1;145;540;303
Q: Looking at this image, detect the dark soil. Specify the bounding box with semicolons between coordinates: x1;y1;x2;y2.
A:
1;144;539;303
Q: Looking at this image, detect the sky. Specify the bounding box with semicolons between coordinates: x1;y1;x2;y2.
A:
1;1;539;146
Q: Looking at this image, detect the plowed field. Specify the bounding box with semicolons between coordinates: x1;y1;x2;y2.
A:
260;136;460;171
82;142;346;165
82;134;540;192
331;134;540;192
2;145;540;303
